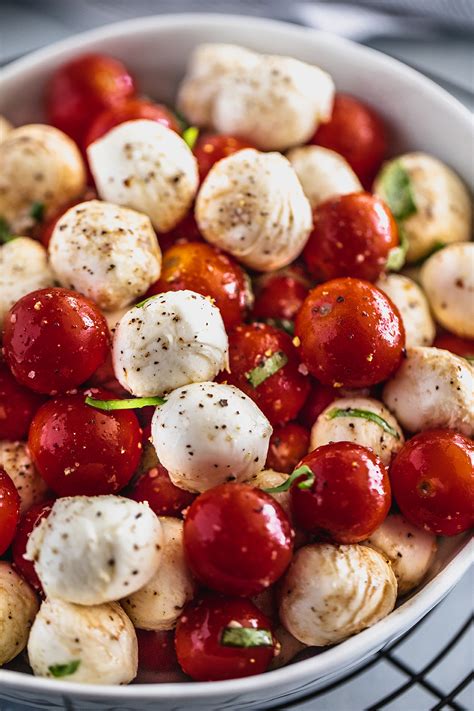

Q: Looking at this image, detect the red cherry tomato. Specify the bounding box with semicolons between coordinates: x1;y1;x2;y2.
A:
28;389;141;497
3;288;110;395
266;423;310;474
194;134;254;181
137;629;179;672
298;379;336;429
46;53;136;145
147;242;251;329
157;212;204;253
291;442;391;543
0;467;20;555
390;430;474;536
223;323;310;426
303;193;398;283
433;333;474;362
12;500;54;595
175;594;276;681
184;483;294;596
310;93;386;186
295;278;405;388
0;362;46;441
128;463;195;517
252;266;311;329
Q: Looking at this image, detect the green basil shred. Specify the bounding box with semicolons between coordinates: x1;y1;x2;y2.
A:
48;660;81;677
0;217;14;244
182;126;199;150
221;627;273;648
326;407;400;439
245;351;288;388
30;201;45;222
85;395;166;411
386;225;409;271
379;161;417;221
263;464;315;494
264;318;295;336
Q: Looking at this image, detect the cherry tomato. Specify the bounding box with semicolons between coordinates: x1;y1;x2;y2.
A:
223;323;310;426
433;333;474;362
128;463;195;517
298;379;336;429
46;53;136;145
252;266;311;330
310;93;386;186
84;98;180;148
184;483;294;596
303;193;398;283
158;212;204;253
291;442;391;542
0;362;46;441
194;134;254;181
0;467;20;555
12;500;54;595
28;389;142;496
266;423;310;474
390;430;473;536
175;594;276;681
3;288;110;395
147;242;251;329
295;278;405;388
137;629;179;672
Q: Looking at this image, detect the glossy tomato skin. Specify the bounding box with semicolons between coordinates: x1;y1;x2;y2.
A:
137;629;179;672
433;333;474;361
28;389;142;497
295;278;405;388
46;53;136;145
12;500;54;595
3;288;110;395
303;193;398;283
390;430;474;536
184;484;294;596
0;362;46;441
266;423;310;474
175;594;276;681
252;267;311;328
0;468;20;555
310;93;386;186
291;442;391;543
223;323;310;426
298;378;336;429
147;242;251;329
194;134;254;181
157;212;204;253
128;463;195;517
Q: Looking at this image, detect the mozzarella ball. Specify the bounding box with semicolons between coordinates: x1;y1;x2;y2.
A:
0;441;48;514
0;115;13;144
365;514;437;595
0;124;85;233
287;145;362;209
88;120;198;233
420;243;474;339
270;626;306;670
113;290;228;397
25;496;163;605
0;562;39;665
122;517;195;630
49;200;161;311
251;469;291;520
279;543;397;646
28;598;137;684
383;347;474;436
376;273;435;347
311;397;404;466
196;149;312;272
0;237;55;328
151;382;272;493
178;44;334;151
374;153;472;263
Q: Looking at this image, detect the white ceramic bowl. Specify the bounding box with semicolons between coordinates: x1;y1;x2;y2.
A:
0;13;472;711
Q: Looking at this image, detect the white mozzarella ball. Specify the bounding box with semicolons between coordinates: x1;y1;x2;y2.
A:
49;200;161;311
374;153;472;263
151;382;272;493
279;543;397;646
0;441;48;514
311;397;404;466
383;347;474;436
122;517;195;630
88;120;198;233
196;149;312;272
25;496;163;605
27;598;137;684
0;562;39;665
0;124;85;233
113;290;228;397
0;115;13;144
376;273;435;347
287;145;362;209
365;514;437;595
0;237;55;327
420;243;474;339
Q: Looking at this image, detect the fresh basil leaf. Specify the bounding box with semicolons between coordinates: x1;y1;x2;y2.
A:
0;217;14;244
326;407;400;439
220;627;273;648
246;351;288;388
30;201;45;222
379;161;417;221
48;660;81;677
264;318;295;336
386;225;409;271
182;126;199;150
85;395;166;411
263;464;314;494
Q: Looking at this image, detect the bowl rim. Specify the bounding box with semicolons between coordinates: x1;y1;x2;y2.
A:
0;11;472;701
